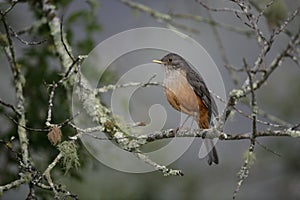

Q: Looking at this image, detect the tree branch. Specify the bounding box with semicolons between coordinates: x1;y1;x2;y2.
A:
40;0;182;177
1;6;29;168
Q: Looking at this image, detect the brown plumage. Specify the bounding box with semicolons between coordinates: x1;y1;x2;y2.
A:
153;53;218;165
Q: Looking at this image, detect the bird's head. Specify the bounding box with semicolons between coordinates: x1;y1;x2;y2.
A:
153;53;187;70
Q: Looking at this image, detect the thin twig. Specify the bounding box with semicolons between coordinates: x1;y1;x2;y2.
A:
120;0;206;34
244;58;257;138
42;153;63;199
196;0;244;14
5;113;49;132
9;25;46;45
170;13;253;36
272;7;300;37
96;80;161;94
207;11;240;85
134;152;183;176
1;0;18;16
45;56;82;127
60;15;75;62
233;143;255;199
0;177;27;193
256;140;282;158
0;98;21;116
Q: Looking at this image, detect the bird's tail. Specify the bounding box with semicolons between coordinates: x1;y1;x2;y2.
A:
204;139;219;165
198;116;218;165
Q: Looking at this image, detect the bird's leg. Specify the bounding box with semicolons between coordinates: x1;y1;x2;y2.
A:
175;115;191;133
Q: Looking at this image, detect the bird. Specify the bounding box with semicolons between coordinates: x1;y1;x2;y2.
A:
153;53;219;165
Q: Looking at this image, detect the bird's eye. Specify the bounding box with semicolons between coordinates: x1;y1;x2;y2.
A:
168;58;172;62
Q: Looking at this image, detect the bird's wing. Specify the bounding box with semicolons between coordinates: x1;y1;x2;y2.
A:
186;68;218;121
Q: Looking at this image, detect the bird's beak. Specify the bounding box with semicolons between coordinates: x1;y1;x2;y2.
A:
152;59;164;64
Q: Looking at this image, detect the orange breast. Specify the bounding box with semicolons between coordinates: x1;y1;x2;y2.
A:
164;69;209;128
164;69;199;114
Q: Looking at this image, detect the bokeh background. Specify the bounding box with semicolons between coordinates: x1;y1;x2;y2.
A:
0;0;299;199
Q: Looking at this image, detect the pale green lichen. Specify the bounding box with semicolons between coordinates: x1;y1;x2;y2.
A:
234;150;256;199
0;33;8;47
57;141;80;174
228;110;236;121
230;89;244;99
99;116;107;124
242;150;256;166
287;129;300;138
22;172;33;183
